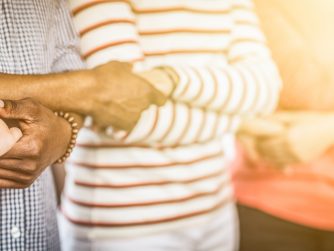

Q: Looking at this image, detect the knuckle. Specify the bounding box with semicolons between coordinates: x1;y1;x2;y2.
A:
24;177;35;187
25;162;38;174
23;97;40;107
23;98;41;116
20;174;34;184
5;183;25;189
5;100;17;113
30;105;41;117
20;181;32;189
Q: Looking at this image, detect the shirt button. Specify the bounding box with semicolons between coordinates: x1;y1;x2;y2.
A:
11;226;21;239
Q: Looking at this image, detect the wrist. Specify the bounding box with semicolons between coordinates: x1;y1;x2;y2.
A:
79;69;100;115
64;70;97;115
54;112;80;163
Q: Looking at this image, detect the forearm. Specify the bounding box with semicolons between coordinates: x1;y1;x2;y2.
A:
155;57;281;116
0;70;95;114
114;101;239;146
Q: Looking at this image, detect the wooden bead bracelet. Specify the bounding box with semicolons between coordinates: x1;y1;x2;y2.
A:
54;111;79;164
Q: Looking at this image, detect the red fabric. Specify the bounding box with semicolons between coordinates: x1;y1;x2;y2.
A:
232;144;334;231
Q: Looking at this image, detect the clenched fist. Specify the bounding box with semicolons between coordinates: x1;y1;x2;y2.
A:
0;98;72;188
238;112;334;168
81;61;168;131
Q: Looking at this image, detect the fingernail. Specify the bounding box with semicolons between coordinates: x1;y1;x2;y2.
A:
0;100;4;108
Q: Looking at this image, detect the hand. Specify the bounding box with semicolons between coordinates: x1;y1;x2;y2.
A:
278;114;334;163
137;68;175;97
238;112;334;168
238;118;297;169
0;118;22;156
0;98;72;188
84;61;168;131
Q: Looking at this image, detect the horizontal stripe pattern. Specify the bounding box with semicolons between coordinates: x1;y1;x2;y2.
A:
67;140;227;183
65;170;230;206
65;0;281;238
63;181;233;226
59;202;235;238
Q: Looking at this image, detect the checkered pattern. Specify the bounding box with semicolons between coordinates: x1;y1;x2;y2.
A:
0;0;84;250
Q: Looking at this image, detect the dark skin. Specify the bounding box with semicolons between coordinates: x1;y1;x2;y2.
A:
0;61;167;131
0;98;71;188
0;61;168;188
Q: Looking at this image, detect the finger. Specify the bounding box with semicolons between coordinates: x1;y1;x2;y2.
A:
0;159;32;174
149;87;168;107
114;61;133;70
121;61;133;70
0;99;33;121
1;137;34;160
264;148;297;167
257;138;298;168
0;178;27;189
103;61;133;71
238;135;261;162
137;70;174;97
0;167;33;184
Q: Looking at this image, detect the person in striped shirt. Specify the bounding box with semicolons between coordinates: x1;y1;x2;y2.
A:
59;0;282;250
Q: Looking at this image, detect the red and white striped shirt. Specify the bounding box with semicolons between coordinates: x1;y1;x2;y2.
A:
62;0;281;238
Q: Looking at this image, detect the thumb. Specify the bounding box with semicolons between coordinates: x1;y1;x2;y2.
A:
0;99;31;120
149;87;167;107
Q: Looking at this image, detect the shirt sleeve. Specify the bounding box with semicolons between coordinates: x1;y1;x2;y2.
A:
69;0;144;68
163;0;282;116
119;101;240;146
51;0;86;72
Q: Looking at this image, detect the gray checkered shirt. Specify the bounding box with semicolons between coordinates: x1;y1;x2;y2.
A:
0;0;84;250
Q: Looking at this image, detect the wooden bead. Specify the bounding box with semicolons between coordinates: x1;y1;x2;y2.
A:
54;110;80;164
